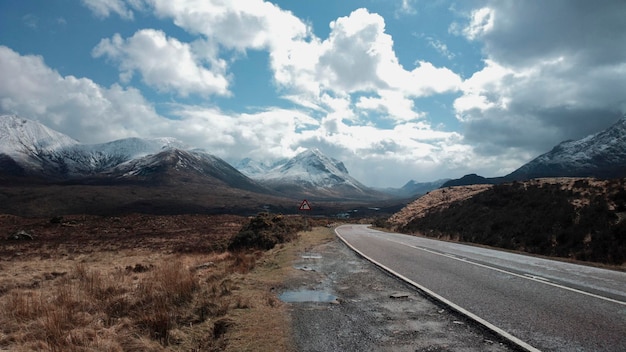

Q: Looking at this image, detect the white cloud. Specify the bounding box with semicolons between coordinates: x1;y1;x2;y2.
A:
427;37;455;60
453;0;626;159
462;7;494;40
92;29;230;97
357;91;422;121
21;14;38;29
0;46;166;143
398;0;417;16
0;45;490;187
146;0;309;51
81;0;135;20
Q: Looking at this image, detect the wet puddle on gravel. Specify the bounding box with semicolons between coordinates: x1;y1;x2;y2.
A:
293;252;323;272
283;252;339;303
279;290;338;303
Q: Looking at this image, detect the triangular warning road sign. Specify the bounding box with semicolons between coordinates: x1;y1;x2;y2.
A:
299;199;312;211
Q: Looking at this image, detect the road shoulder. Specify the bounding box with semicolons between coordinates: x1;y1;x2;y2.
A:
282;227;515;351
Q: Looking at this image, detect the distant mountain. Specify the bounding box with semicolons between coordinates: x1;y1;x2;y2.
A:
248;149;385;200
0;115;190;179
441;117;626;187
0;115;269;192
380;179;450;198
106;148;271;193
235;157;287;178
505;117;626;180
0;115;385;202
441;174;501;188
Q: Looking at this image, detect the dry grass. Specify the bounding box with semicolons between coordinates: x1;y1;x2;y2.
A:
222;226;336;352
0;213;336;351
388;184;493;228
0;252;244;351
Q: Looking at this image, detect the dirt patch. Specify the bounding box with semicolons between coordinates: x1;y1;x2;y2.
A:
281;230;515;351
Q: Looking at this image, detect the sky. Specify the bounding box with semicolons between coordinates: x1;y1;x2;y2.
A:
1;0;625;188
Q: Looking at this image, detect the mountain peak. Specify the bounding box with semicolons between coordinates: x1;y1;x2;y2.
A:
506;116;626;180
0;115;78;156
250;148;382;199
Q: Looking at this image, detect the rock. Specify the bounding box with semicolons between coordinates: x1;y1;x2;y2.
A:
7;230;34;240
389;292;410;299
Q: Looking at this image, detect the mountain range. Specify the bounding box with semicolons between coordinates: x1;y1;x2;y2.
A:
0;115;387;201
3;113;626;210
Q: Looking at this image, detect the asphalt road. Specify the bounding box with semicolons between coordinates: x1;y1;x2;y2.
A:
336;224;626;352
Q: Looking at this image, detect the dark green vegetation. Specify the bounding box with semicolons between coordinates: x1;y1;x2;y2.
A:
228;213;310;251
400;179;626;265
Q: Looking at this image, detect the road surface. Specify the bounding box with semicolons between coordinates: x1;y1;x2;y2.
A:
336;224;626;352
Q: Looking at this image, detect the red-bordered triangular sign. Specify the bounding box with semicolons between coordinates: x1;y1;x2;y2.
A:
299;199;312;211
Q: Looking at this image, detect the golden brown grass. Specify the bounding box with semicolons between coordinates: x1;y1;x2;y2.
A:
0;213;337;352
222;226;336;352
0;252;246;351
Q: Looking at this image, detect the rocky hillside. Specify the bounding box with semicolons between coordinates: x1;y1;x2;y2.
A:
388;178;626;265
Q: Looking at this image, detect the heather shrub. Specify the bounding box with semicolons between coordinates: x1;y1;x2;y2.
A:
228;213;307;250
402;182;626;265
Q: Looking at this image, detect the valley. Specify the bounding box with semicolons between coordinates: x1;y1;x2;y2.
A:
1;114;626;351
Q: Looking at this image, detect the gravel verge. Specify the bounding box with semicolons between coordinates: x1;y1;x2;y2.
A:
282;235;517;351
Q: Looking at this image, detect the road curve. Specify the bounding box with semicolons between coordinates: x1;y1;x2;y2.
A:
336;224;626;352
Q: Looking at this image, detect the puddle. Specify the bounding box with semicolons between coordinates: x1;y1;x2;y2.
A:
279;290;338;303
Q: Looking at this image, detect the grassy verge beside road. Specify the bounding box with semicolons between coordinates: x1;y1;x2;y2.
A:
0;213;335;351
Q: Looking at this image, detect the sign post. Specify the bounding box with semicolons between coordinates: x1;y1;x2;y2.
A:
299;199;312;229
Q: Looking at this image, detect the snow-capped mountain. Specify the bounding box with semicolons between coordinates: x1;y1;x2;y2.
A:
0;115;191;178
506;116;626;180
0;115;79;172
249;149;383;199
1;115;384;199
0;115;269;193
235;157;287;178
106;148;272;193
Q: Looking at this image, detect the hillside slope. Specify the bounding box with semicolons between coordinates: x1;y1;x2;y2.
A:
388;178;626;265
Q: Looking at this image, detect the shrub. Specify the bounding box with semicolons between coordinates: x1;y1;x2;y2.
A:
227;213;306;251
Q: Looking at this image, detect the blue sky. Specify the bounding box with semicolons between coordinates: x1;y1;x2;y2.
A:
1;0;625;187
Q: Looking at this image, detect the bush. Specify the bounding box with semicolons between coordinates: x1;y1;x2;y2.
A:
228;213;307;251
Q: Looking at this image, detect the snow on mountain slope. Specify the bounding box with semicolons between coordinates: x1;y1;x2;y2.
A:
235;157;290;178
260;149;355;185
254;149;380;199
235;158;272;177
1;116;382;199
0;115;190;176
507;116;626;179
58;137;189;174
0;115;78;166
107;148;272;193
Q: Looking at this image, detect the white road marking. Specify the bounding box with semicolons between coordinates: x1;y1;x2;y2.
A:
336;228;541;352
409;244;626;306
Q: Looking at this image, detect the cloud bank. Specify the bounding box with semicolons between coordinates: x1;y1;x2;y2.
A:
2;0;625;187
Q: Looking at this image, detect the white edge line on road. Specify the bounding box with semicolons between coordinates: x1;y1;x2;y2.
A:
335;227;542;352
409;244;626;307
